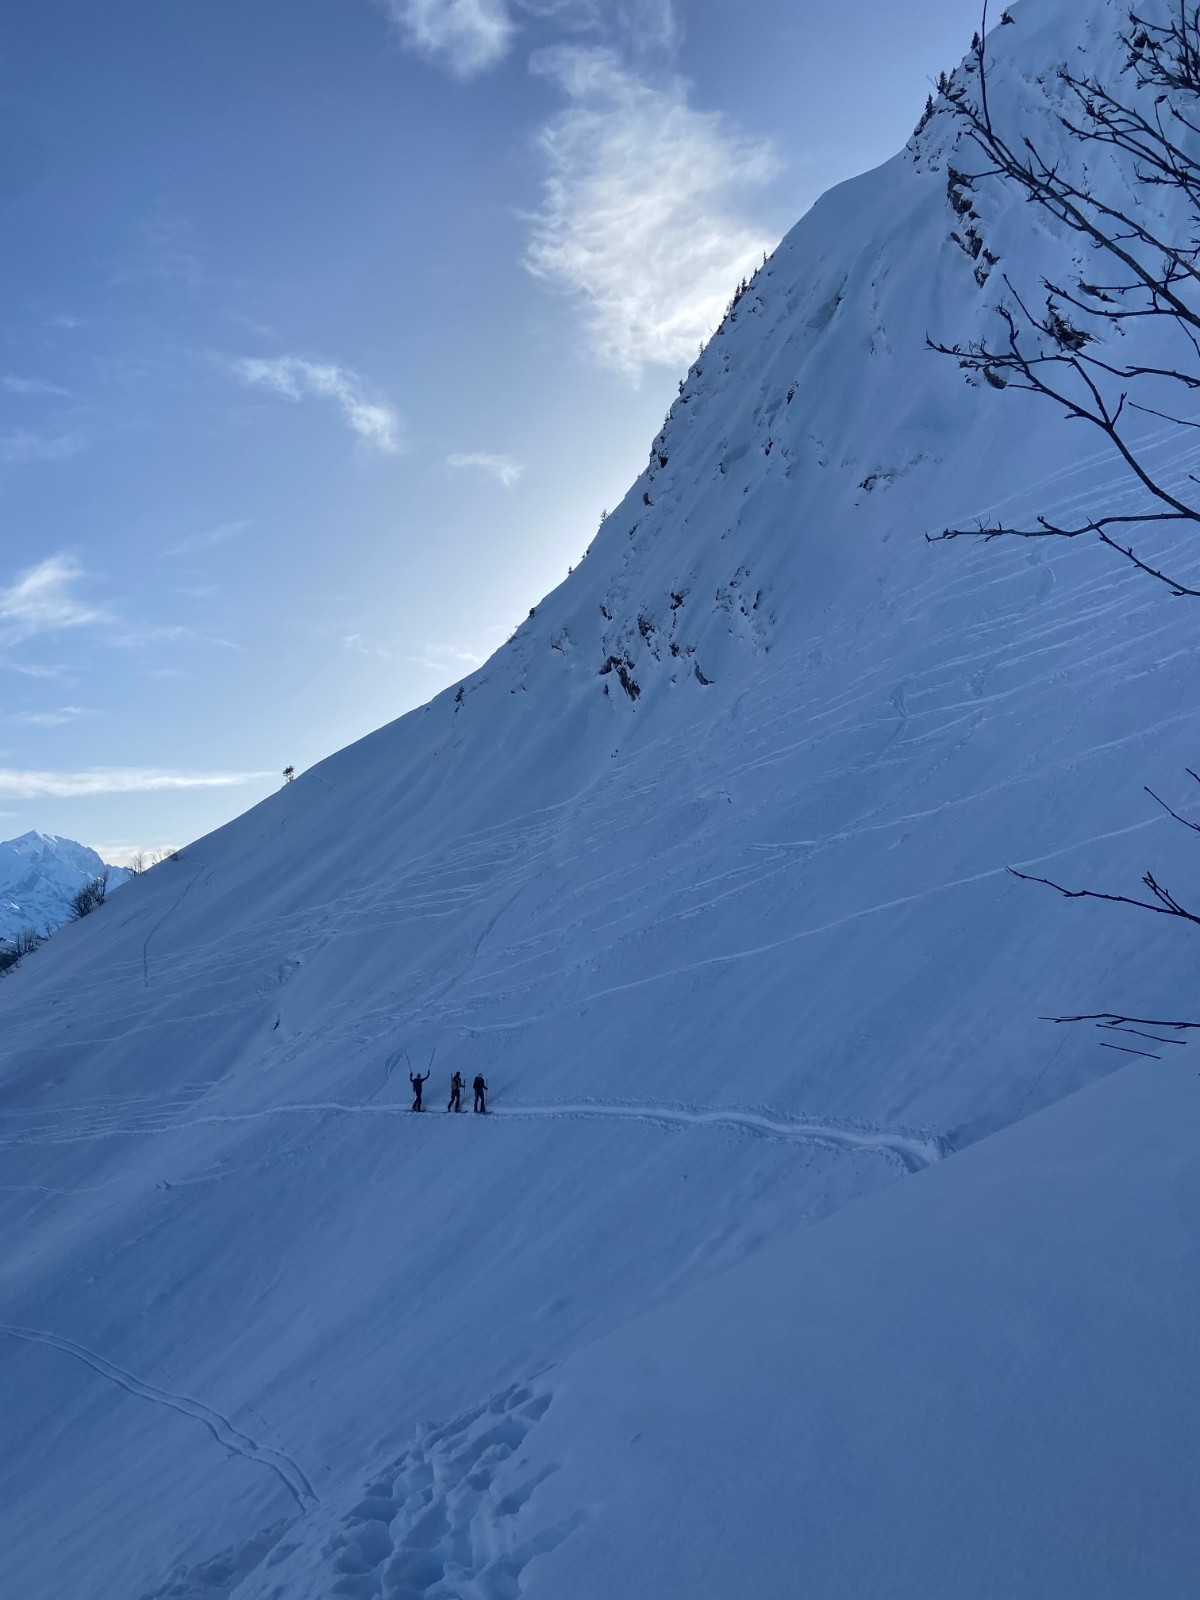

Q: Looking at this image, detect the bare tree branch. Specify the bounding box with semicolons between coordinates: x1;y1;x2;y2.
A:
1008;864;1200;926
927;3;1200;594
1097;1022;1187;1044
1043;1012;1200;1030
1144;783;1200;834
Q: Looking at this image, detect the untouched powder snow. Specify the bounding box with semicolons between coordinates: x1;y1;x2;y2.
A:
3;2;1200;1595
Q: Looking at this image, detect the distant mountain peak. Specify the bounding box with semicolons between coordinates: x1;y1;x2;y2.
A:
0;832;130;942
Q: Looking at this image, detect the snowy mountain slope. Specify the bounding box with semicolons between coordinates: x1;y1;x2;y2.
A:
0;832;130;943
229;1057;1200;1600
3;2;1200;1595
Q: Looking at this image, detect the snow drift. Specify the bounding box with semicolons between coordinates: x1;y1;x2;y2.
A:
3;2;1200;1595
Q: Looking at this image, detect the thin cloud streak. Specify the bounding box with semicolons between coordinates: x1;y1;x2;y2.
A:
2;376;73;398
6;707;92;728
405;640;487;672
162;519;252;558
446;450;525;487
525;45;778;378
232;356;402;453
0;661;77;682
0;430;86;463
0;768;272;799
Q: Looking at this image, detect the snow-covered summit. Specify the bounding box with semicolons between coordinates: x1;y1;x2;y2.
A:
4;2;1200;1595
0;831;130;944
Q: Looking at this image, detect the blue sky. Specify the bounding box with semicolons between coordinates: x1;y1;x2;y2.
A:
1;0;978;861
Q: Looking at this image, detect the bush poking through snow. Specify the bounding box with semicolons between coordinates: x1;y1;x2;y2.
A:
0;926;42;976
68;874;108;921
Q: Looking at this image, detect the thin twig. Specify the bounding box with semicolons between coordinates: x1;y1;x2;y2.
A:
1097;1023;1187;1044
1042;1012;1200;1029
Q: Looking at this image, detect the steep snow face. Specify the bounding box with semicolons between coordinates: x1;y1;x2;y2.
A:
0;832;130;943
3;2;1200;1595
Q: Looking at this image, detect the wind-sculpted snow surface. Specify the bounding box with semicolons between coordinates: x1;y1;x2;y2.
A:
3;2;1200;1594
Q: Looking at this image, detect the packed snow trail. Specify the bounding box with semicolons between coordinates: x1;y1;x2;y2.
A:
0;1325;318;1513
486;1102;943;1172
0;1094;942;1172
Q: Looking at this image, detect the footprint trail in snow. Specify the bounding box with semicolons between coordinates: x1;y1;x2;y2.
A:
223;1379;580;1600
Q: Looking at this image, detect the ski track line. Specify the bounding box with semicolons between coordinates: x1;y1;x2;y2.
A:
0;1098;943;1172
437;813;1168;1035
8;560;1193;1053
0;1324;319;1513
141;864;206;987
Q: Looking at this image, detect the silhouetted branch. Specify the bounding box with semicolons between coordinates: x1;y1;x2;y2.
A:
1043;1012;1200;1030
1008;864;1200;926
1096;1022;1187;1044
928;3;1200;594
1144;783;1200;833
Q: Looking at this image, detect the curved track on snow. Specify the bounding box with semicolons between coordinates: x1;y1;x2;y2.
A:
0;1093;943;1173
0;1324;318;1512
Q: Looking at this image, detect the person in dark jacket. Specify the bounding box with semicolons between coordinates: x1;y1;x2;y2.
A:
447;1071;464;1113
410;1070;429;1112
473;1074;488;1113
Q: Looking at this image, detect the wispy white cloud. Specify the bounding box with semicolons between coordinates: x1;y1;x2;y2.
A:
615;0;677;56
405;639;488;672
371;0;677;74
2;376;73;399
161;519;251;558
46;313;84;331
6;706;92;728
515;0;602;26
0;558;237;667
446;450;525;487
524;46;777;378
374;0;516;76
105;621;243;653
0;660;77;682
0;556;108;645
0;429;86;463
342;632;394;660
336;626;488;669
0;768;271;799
232;356;402;453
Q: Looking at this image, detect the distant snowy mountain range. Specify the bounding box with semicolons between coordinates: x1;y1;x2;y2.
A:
0;832;130;943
